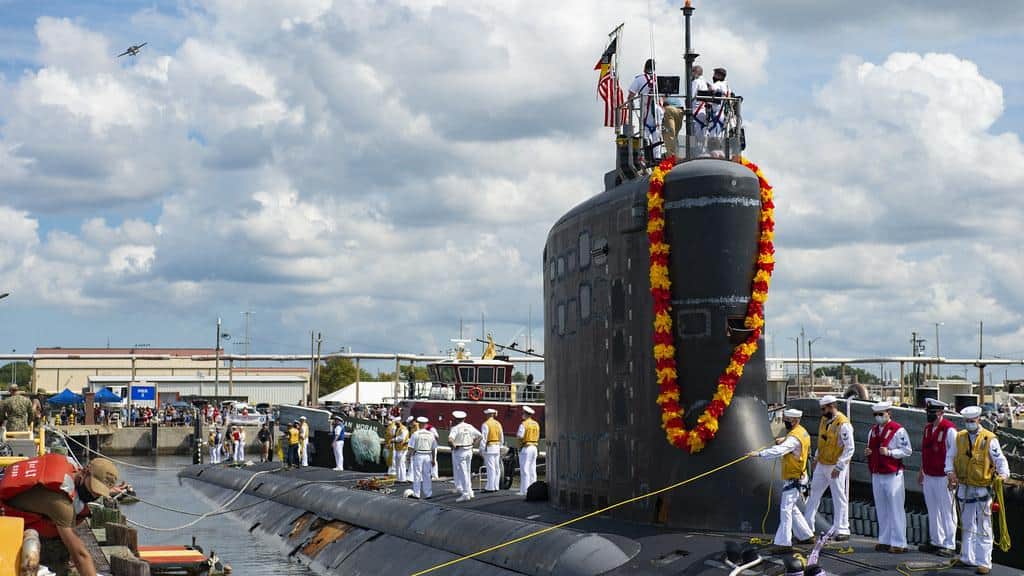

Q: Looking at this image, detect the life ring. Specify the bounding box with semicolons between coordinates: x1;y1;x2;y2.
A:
467;386;484;401
390;406;401;417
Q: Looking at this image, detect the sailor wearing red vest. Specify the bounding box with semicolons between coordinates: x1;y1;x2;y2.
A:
865;401;912;553
917;398;958;557
749;408;815;549
0;455;120;576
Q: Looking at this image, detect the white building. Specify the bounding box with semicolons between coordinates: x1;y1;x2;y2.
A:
88;374;306;407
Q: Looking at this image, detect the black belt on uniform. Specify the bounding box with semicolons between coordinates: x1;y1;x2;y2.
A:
453;445;473;449
782;480;805;492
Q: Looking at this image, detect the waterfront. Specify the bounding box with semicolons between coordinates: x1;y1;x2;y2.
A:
116;455;317;576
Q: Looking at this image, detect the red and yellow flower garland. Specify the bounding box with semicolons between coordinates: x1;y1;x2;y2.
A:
647;156;775;454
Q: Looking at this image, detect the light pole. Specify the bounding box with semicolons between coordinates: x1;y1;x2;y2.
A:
789;336;801;398
808;337;822;393
934;322;944;379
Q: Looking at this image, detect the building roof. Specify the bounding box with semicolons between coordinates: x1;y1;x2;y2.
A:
35;347;217;356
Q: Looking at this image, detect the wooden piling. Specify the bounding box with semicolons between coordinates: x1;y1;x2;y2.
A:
110;554;151;576
106;522;139;555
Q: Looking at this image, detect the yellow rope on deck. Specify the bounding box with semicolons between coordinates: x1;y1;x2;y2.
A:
410;451;757;576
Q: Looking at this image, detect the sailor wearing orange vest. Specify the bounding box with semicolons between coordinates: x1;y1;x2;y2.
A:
517;406;540;496
449;410;483;502
917;398;957;557
865;401;913;553
804;395;854;541
0;455;121;576
750;408;815;548
953;405;1010;575
480;408;504;492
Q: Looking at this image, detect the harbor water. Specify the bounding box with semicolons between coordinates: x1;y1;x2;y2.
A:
115;455;316;576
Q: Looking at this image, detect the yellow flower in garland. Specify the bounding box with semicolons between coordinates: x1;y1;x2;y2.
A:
650;264;671;289
654;311;673;334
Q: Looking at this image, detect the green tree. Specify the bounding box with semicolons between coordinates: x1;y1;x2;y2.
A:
813;365;880;385
0;362;32;388
512;371;527;383
318;358;373;395
399;365;430;382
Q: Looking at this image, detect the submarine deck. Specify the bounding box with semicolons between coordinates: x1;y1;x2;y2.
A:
180;463;1019;575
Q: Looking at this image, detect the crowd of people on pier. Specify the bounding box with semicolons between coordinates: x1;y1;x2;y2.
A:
751;396;1010;574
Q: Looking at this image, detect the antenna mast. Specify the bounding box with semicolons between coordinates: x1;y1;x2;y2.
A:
682;0;697;160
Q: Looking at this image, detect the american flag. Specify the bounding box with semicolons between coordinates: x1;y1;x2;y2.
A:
595;38;624;127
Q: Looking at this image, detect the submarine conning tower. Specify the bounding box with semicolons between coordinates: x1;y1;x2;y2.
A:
543;1;776;533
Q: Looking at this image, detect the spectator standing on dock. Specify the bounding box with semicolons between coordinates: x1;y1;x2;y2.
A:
953;405;1010;574
0;456;121;576
299;416;310;467
865;401;912;553
480;408;504;492
409;417;437;499
748;408;815;549
331;416;345;470
233;426;246;463
1;383;35;437
804;395;854;541
517;406;540;496
258;423;272;463
449;410;483;502
918;398;958;557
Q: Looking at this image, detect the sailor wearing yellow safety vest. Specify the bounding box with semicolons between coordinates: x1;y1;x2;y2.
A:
804;395;854;541
952;405;1010;575
480;408;504;492
749;408;815;548
517;406;540;496
385;416;399;476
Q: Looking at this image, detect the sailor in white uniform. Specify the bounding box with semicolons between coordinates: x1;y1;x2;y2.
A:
401;415;417;482
299;416;310;467
331;416;346;471
865;401;913;552
409;416;437;499
918;398;957;556
804;395;854;540
393;417;410;482
517;406;540;495
627;59;664;159
449;410;483;502
707;67;732;157
480;408;504;492
749;408;815;548
954;405;1010;574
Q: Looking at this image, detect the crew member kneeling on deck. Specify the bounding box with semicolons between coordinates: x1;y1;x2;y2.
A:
918;398;957;557
865;401;912;553
517;406;540;496
804;395;853;541
0;456;121;576
450;410;482;502
410;417;437;499
750;408;815;549
480;408;504;492
953;405;1010;575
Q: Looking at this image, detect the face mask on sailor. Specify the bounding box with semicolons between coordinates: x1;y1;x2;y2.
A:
784;419;796;430
76;476;100;504
926;411;939;423
821;406;835;419
965;420;980;432
873;413;887;425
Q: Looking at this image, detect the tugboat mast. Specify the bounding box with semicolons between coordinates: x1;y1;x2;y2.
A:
682;0;697;161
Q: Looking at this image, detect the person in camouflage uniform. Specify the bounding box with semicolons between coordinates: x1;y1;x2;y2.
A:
1;384;36;432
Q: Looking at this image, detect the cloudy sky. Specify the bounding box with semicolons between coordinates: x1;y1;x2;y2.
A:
0;0;1022;381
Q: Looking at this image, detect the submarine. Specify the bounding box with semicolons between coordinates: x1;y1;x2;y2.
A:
179;3;1022;574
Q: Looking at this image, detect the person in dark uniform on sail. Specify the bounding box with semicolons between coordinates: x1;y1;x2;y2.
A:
627;59;664;159
0;456;121;576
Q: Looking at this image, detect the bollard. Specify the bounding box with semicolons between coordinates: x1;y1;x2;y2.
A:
150;423;158;456
106;523;139;555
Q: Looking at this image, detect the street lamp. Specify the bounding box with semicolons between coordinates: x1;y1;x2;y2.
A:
934;322;944;378
789;336;801;398
808;337;823;393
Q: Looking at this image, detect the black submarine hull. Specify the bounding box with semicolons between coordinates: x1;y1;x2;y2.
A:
543;159;776;531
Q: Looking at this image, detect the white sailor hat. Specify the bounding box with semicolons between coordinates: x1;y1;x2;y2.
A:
961;405;982;419
783;408;803;419
390;415;400;422
925;398;948;410
818;395;838;407
300;416;307;420
452;410;467;419
483;408;498;415
871;401;892;413
406;416;415;422
416;416;429;424
522;406;535;415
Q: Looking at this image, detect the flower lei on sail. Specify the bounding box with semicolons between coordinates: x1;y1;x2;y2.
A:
648;156;775;454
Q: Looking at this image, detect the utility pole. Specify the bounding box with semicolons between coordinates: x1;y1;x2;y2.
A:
309;331;315;406
808;337;821;394
934;321;943;379
241;310;254;369
314;332;323;406
978;321;986;408
214;317;221;400
789;335;801;399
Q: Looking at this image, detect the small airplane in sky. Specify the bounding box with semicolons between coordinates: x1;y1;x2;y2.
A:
117;42;147;58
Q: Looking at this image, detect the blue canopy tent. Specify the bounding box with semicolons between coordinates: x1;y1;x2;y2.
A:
47;388;84;405
94;387;123;404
